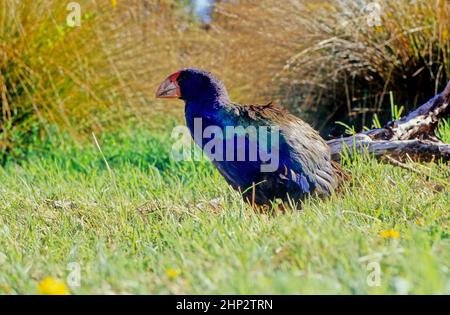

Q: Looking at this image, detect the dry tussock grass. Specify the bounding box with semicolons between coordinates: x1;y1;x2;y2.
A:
1;0;448;159
0;0;202;157
210;0;449;134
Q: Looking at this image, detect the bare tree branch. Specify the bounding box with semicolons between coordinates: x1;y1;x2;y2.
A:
328;80;450;163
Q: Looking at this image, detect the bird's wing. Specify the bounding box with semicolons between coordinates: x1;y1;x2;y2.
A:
223;102;338;196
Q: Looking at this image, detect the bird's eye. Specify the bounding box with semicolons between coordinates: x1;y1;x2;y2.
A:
177;72;187;83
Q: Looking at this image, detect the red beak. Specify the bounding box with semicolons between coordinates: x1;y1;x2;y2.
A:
156;71;181;99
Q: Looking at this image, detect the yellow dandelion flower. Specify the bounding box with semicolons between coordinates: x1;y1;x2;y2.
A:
37;277;69;295
0;284;12;294
379;229;400;239
165;268;181;280
111;0;117;8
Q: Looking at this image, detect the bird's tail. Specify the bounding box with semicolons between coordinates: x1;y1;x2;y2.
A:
332;160;351;188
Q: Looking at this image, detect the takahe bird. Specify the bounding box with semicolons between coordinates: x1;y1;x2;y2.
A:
156;68;338;206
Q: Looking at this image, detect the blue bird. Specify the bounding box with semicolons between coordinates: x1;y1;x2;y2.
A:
156;68;339;206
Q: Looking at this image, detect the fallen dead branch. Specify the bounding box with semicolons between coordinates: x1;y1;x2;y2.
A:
328;81;450;163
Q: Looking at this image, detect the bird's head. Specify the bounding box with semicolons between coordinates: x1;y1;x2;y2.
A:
156;68;229;104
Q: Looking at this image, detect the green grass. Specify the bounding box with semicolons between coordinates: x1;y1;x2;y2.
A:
0;125;449;294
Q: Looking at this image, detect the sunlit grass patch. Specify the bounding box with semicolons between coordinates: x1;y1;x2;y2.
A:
0;126;448;294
